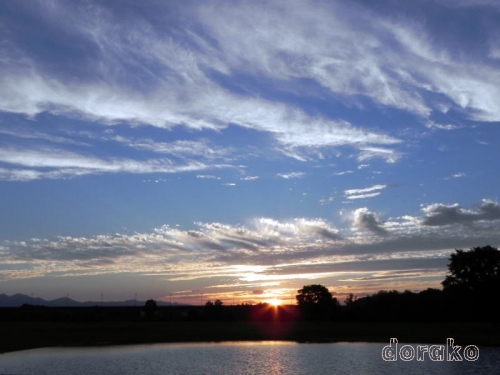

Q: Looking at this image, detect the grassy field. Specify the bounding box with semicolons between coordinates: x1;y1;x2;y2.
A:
1;321;499;353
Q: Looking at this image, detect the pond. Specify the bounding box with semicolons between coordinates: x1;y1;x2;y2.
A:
1;341;499;375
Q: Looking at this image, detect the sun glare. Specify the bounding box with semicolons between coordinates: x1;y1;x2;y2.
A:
267;298;282;306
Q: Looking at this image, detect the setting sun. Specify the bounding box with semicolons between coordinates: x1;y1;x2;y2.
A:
266;298;282;306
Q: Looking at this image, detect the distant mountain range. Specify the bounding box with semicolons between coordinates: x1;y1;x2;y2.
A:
0;293;183;307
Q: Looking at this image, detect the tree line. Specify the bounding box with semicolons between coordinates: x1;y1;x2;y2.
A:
294;245;500;322
145;245;499;323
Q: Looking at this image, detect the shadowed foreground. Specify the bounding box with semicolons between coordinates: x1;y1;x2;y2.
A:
2;321;499;354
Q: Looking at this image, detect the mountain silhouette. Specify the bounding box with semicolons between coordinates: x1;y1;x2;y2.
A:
0;293;181;307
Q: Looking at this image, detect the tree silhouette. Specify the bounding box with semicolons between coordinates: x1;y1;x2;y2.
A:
442;245;500;321
344;293;357;306
442;245;500;292
144;299;158;318
296;284;333;307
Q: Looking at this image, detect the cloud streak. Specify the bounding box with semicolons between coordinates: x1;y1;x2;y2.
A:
0;147;229;181
344;185;387;200
277;172;305;179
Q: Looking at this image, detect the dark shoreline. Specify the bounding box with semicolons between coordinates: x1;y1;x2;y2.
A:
2;321;499;354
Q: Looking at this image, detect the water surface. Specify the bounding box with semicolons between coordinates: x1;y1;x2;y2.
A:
1;341;499;375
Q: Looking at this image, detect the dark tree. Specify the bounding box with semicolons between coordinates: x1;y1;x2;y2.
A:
144;299;158;317
203;299;224;320
344;293;357;306
442;245;500;322
442;245;500;292
296;284;333;307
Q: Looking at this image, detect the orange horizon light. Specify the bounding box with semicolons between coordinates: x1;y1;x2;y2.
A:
266;298;282;307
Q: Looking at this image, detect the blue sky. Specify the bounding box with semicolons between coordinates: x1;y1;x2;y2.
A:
1;0;500;304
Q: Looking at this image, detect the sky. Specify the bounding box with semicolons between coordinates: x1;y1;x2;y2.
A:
1;0;500;305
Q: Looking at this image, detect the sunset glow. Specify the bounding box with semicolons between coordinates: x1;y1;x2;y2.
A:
266;299;283;307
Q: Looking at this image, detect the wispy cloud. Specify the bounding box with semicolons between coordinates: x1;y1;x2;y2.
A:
344;184;387;200
197;0;500;124
108;136;233;160
0;127;89;147
358;147;401;163
333;170;354;176
0;147;229;181
319;196;336;205
1;1;499;169
425;121;459;131
277;172;305;179
320;184;388;204
346;192;382;200
0;0;405;169
444;172;466;180
197;175;221;180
